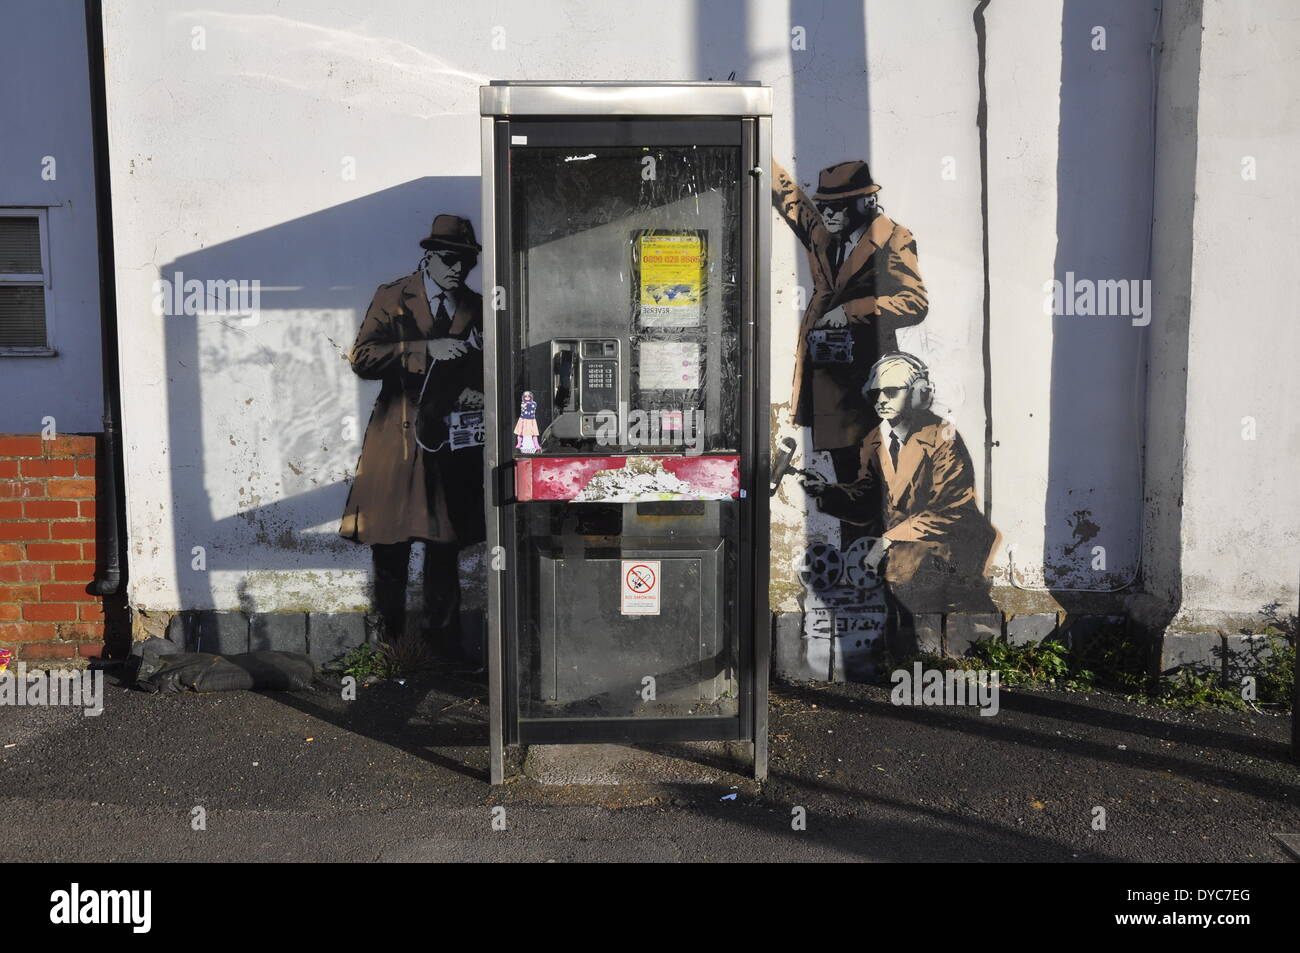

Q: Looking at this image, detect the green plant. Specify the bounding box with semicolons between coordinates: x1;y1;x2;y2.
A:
969;637;1071;687
1247;601;1295;711
339;642;390;681
971;622;1244;706
892;603;1296;714
1069;621;1149;694
339;636;439;680
1254;634;1295;711
1148;668;1246;711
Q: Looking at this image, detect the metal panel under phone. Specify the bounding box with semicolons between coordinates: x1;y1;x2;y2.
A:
535;540;726;712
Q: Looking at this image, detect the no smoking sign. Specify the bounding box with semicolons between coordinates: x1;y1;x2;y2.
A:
620;560;661;615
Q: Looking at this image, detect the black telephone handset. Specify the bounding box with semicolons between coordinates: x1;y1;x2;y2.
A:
554;349;574;414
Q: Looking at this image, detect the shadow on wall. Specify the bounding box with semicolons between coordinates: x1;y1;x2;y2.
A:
772;0;913;680
154;0;766;625
149;0;767;653
775;1;1165;681
1042;0;1157;625
158;175;479;618
774;1;1001;676
149;2;1163;685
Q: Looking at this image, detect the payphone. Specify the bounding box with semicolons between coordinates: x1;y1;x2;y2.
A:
547;337;621;441
479;82;772;783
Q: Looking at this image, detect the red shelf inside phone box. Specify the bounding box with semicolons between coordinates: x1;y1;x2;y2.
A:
514;454;741;502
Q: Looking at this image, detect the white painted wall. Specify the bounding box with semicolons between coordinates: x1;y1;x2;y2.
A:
95;0;1207;618
0;0;103;434
1173;0;1300;627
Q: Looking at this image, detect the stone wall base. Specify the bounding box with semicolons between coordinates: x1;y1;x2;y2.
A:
150;608;485;668
772;608;1288;687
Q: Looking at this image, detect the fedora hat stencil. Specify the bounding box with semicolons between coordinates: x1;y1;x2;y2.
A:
813;160;881;201
420;214;482;252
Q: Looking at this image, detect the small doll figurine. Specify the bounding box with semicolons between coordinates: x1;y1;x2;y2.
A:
514;390;541;453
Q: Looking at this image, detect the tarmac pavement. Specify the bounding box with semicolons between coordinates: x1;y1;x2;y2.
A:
0;667;1295;862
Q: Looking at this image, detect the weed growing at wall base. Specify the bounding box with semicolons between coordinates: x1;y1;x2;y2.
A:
337;637;437;680
1240;601;1295;711
970;637;1073;687
958;610;1295;712
338;642;388;681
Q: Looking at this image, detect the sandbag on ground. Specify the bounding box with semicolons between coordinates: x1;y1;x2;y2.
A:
136;650;317;694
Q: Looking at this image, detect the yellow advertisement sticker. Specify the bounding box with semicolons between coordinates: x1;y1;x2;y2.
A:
639;234;702;326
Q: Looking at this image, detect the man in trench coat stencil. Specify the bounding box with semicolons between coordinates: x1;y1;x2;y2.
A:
772;159;929;487
339;214;486;656
803;352;996;610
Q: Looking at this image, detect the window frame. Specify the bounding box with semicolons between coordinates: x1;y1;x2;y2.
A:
0;206;56;357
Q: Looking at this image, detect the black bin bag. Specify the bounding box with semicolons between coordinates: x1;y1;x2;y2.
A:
136;650;317;694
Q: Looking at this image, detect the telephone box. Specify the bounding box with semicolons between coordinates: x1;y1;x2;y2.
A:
479;82;771;783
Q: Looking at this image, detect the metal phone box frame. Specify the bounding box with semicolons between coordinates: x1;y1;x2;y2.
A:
480;82;772;784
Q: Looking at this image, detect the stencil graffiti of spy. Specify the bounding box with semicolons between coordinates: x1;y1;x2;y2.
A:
802;352;996;606
339;215;486;658
772;160;929;499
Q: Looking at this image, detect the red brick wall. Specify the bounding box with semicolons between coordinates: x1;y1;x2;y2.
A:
0;434;106;661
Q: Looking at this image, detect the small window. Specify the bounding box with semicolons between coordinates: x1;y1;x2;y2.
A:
0;209;52;354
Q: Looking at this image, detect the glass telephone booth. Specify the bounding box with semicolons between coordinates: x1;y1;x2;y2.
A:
479;82;772;783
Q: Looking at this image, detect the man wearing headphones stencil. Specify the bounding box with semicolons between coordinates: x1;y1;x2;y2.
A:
802;352;996;601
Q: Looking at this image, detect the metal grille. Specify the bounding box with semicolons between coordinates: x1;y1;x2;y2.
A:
0;216;42;274
0;214;47;348
0;286;47;347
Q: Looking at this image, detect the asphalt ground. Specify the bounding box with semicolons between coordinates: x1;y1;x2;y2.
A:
0;667;1295;862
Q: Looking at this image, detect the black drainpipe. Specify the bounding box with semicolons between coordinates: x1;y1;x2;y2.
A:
84;0;127;606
